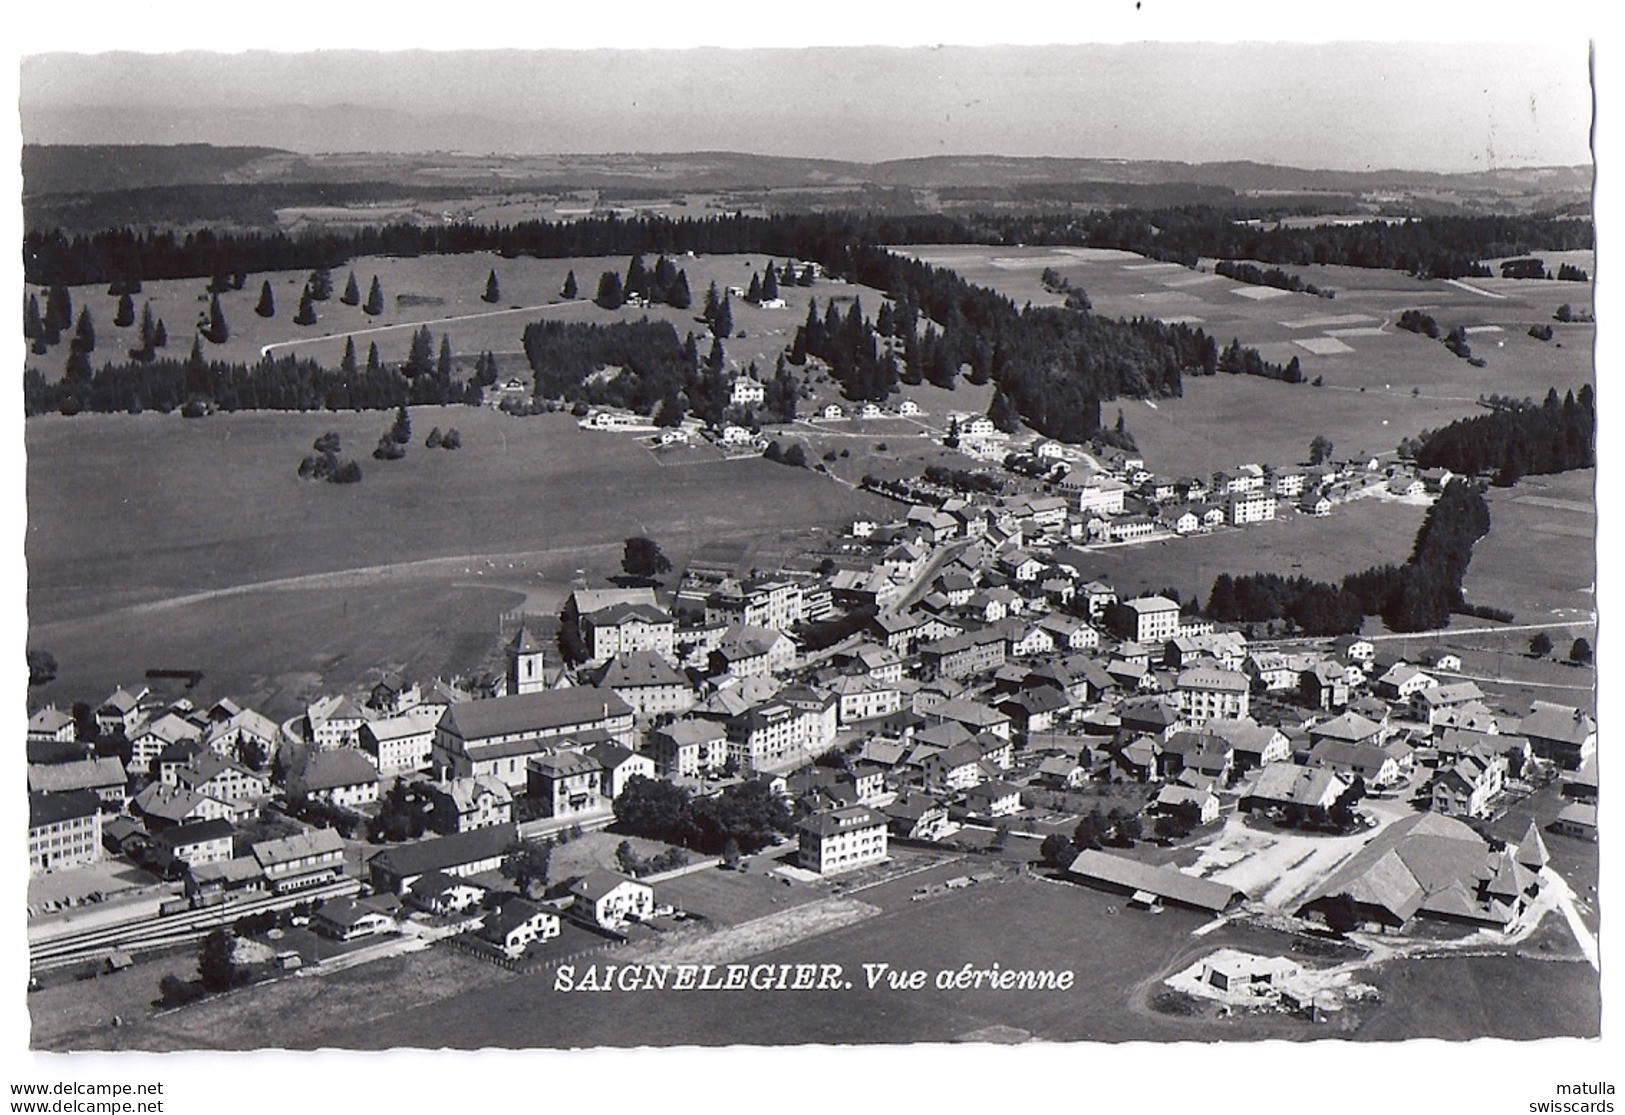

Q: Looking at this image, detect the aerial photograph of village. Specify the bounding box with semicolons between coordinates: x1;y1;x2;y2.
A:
9;13;1612;1112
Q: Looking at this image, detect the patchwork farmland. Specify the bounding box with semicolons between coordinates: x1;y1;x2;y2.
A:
898;244;1594;478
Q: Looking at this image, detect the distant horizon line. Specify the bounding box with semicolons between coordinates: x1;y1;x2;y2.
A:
17;140;1593;178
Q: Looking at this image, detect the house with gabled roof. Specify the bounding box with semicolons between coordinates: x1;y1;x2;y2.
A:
584;741;656;801
289;748;380;810
526;751;608;820
306;694;371;750
27;705;76;743
1373;662;1437;701
28;757;127;806
361;705;443;776
1518;702;1597;770
421;776;514;834
964;780;1022;818
881;794;950;840
1241;763;1350;814
312;895;399;941
95;685;150;739
1306;738;1400;788
1430;746;1507;819
590;651;696;718
406;870;488;916
569;870;655;928
479;898;561;957
132;781;233;831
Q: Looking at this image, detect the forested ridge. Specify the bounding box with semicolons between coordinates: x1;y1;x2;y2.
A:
24;209;1590;288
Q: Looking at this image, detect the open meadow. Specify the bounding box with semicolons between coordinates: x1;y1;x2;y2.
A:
26;408;886;716
898;244;1593;479
1084;495;1429;609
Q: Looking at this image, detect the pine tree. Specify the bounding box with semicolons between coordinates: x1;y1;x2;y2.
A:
308;268;333;300
625;254;648;300
438;335;454;379
669;269;692;310
72;308;96;354
341;271;361;306
595;271;625;310
293;288;317;326
23;293;42;341
341;336;358;374
703;281;720;324
114;293;135;327
255;281;276;318
138;302;156;351
367;342;382;374
483;269;501;304
364;276;384;316
44;285;72;338
562;270;579;299
205;296;228;343
762;265;779;301
715;294;733;338
707;336;726;371
152;318;167;348
392;402;412;444
747;273;762;304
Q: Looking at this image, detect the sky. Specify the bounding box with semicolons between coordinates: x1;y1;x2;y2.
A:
16;39;1595;172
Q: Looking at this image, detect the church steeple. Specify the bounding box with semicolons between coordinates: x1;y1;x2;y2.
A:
506;625;546;695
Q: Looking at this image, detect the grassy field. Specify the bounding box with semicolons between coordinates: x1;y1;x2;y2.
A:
1462;469;1595;623
1083;495;1429;609
26;408;886;716
897;245;1594;479
25;252;894;388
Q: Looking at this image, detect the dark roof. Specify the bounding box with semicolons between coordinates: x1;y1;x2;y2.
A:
28;790;101;828
297;748;380;792
153;818;235;849
370;824;518;878
593;651;686;689
796;805;885;837
440;688;633;742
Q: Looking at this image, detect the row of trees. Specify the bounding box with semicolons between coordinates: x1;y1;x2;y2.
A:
1498;258;1587;281
1214;259;1334;298
1205;479;1495;635
26;343;484;416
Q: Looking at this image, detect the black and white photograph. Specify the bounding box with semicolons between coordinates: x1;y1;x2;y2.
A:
6;5;1615;1110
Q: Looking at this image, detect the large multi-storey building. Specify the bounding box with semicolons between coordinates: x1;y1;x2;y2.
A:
1106;595;1182;644
28;790;103;875
797;806;889;874
432;688;635;788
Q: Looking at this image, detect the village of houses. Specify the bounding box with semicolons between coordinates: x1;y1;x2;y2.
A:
23;404;1600;1033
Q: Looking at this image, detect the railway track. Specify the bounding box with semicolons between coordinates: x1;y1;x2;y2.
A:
29;877;361;973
